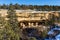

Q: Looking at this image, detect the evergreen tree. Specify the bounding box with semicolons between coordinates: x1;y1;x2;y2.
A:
0;14;6;29
7;8;20;40
1;4;8;9
0;14;5;40
14;3;21;9
9;3;15;10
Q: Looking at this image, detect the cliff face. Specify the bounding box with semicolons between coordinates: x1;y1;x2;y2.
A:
0;9;60;21
0;9;60;29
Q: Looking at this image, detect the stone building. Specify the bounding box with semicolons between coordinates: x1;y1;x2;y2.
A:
16;10;60;28
0;9;60;28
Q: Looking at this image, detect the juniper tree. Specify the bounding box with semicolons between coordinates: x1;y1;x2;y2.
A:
7;8;20;40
